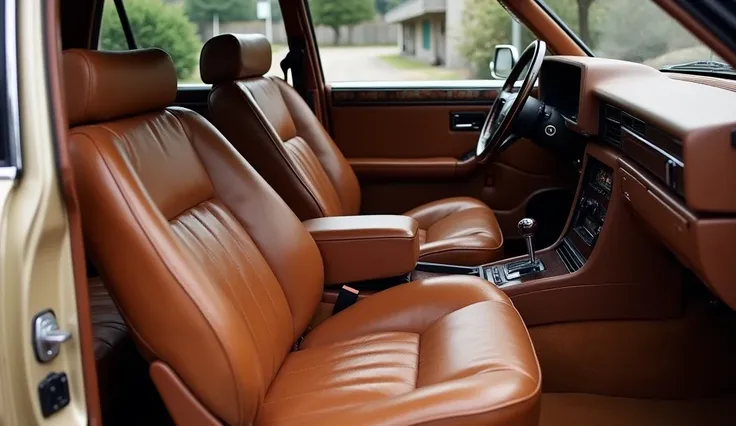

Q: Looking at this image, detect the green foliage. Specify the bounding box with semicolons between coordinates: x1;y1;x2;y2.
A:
184;0;256;23
310;0;376;44
459;0;701;77
459;0;602;78
590;0;701;63
542;0;602;46
541;0;700;62
100;0;200;79
459;0;532;78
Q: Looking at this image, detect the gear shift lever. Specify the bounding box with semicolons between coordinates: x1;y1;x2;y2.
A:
517;218;539;265
488;217;545;284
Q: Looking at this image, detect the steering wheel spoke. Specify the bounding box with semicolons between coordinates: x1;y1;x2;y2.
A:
497;90;513;104
476;40;546;161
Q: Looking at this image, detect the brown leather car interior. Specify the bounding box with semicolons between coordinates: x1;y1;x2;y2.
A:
65;48;541;425
200;33;505;265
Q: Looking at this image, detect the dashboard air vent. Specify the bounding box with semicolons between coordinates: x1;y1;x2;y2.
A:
600;104;622;147
623;113;646;136
556;238;585;273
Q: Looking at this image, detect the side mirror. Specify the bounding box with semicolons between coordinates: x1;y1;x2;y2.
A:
490;45;519;79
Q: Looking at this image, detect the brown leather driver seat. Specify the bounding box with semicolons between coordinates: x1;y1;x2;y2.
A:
65;48;540;425
201;34;504;266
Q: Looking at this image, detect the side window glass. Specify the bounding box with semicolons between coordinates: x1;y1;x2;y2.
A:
99;0;284;83
309;0;536;83
0;0;20;175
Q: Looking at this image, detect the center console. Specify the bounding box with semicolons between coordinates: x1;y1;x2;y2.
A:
556;158;613;272
482;218;547;285
487;158;612;285
324;144;683;328
416;157;614;287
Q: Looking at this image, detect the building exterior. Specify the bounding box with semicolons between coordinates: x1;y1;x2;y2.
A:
385;0;467;69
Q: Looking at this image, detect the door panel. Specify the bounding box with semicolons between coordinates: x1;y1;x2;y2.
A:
332;104;486;159
327;83;577;251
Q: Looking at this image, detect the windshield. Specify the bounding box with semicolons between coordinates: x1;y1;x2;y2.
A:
538;0;732;74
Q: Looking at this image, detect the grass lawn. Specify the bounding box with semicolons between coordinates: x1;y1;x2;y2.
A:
379;54;465;80
379;54;433;69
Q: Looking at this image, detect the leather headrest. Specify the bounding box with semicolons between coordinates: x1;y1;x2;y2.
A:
200;33;272;84
64;49;177;126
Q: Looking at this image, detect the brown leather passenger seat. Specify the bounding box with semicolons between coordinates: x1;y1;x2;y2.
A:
201;34;505;266
65;48;540;425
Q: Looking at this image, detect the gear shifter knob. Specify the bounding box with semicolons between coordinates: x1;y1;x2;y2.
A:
517;217;538;237
517;218;538;265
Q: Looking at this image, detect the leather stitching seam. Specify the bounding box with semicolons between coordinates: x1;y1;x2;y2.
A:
200;202;284;322
177;207;278;345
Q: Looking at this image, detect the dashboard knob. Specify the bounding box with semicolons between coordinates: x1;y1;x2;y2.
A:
584;198;598;214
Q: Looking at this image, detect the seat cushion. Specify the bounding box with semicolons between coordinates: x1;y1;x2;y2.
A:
257;276;540;426
405;197;504;266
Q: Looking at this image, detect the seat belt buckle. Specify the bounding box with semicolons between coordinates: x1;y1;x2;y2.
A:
292;334;304;352
332;285;359;315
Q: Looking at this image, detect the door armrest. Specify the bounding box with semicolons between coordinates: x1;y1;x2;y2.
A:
349;157;477;179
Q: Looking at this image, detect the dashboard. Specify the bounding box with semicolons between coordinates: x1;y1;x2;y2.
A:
599;103;684;197
537;56;736;310
539;56;736;213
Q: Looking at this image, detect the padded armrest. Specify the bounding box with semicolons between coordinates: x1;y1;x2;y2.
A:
304;215;420;285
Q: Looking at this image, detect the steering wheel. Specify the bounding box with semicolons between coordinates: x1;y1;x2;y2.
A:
476;40;546;162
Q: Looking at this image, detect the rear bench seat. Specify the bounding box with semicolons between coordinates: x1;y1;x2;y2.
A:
88;276;128;366
88;277;133;413
89;277;171;424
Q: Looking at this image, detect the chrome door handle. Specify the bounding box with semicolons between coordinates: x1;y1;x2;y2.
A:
451;112;486;131
33;311;72;363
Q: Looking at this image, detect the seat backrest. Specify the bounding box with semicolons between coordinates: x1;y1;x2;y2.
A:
65;48;324;425
200;33;361;221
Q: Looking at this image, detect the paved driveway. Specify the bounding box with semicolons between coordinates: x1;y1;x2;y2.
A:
269;46;432;82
